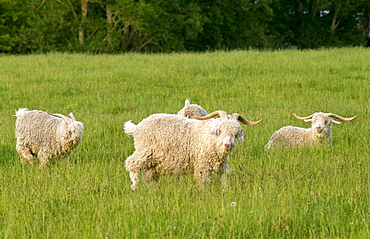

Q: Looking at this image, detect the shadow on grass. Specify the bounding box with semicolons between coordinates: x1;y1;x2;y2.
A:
0;144;17;166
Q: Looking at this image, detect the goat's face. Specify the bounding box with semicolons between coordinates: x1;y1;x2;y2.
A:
210;120;243;151
64;121;84;145
306;113;339;135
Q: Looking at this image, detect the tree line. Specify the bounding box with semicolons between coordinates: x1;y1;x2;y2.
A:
1;0;369;54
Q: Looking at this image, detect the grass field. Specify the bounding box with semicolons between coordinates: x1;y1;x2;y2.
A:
0;48;369;238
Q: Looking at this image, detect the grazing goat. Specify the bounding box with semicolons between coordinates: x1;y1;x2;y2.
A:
265;112;358;150
124;110;262;190
178;99;207;118
15;108;84;167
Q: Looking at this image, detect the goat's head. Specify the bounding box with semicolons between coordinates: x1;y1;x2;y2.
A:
178;99;207;119
194;111;262;151
293;112;358;135
53;112;84;145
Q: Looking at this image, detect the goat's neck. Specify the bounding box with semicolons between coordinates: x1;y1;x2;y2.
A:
310;126;332;144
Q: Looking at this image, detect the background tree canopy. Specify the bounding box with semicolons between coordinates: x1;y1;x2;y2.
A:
0;0;369;54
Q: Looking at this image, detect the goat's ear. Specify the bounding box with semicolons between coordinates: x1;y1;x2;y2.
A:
210;125;218;135
184;99;190;107
332;119;341;124
239;130;244;142
304;119;312;122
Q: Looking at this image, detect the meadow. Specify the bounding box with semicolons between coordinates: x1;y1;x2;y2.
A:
0;48;369;238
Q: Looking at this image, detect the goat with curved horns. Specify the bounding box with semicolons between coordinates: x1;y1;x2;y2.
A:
265;112;358;150
124;110;262;190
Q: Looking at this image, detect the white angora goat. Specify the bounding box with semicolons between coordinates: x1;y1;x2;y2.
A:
124;110;262;190
15;108;84;167
265;112;358;150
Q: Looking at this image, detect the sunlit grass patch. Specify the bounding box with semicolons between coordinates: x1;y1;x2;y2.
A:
0;48;369;238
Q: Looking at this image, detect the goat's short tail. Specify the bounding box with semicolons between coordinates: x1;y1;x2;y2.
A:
15;108;28;117
124;120;137;136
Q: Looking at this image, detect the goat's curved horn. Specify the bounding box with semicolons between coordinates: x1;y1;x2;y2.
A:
52;113;73;124
325;113;358;122
293;113;315;121
232;113;262;126
194;110;228;120
69;112;76;121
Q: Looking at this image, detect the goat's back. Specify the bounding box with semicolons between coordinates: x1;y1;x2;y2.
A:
16;110;63;142
131;114;214;151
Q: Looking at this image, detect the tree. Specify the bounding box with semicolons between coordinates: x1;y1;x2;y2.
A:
197;0;274;50
0;0;27;53
1;0;368;53
269;0;369;48
110;0;205;52
79;0;88;45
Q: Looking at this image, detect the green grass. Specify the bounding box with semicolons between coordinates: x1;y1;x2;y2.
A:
0;48;369;238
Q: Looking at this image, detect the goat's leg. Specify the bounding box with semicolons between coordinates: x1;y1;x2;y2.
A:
16;146;34;165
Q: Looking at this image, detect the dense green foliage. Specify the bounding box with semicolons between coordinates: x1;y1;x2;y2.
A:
0;48;369;237
0;0;369;53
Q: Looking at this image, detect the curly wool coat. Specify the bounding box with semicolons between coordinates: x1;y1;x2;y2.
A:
177;99;207;119
265;125;330;150
264;112;357;150
15;109;84;166
124;113;244;189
